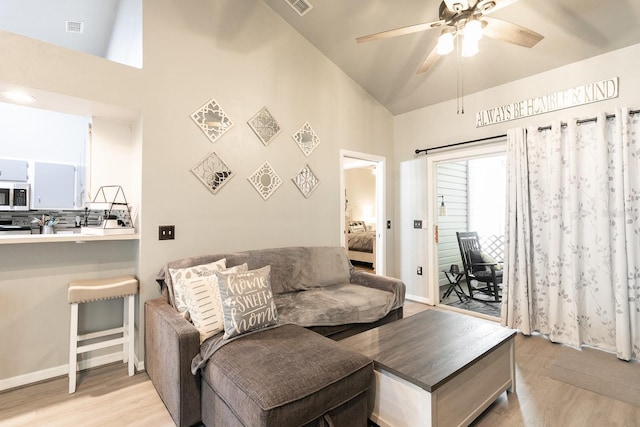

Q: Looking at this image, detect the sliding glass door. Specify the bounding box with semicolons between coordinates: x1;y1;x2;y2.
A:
426;141;506;319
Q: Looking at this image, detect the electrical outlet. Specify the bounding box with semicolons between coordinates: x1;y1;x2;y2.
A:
414;220;422;228
159;225;175;240
417;266;423;275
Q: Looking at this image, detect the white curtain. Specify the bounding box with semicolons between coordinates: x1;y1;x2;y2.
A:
502;108;640;360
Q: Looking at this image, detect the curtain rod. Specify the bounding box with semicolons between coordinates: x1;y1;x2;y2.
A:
537;109;640;131
415;134;507;155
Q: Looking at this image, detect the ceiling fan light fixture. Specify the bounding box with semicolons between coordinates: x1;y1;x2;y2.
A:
437;31;454;55
461;34;479;57
464;19;483;41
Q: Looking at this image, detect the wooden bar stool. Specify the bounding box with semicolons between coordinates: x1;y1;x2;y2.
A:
68;275;138;393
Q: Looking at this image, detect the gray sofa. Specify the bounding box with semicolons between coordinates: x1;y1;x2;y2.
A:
145;246;405;426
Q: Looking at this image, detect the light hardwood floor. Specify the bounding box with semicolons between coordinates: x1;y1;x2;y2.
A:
1;301;639;427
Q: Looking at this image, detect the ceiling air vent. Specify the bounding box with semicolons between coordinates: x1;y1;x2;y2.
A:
284;0;313;17
65;21;84;34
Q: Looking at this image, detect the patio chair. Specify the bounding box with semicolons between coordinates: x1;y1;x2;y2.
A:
456;231;502;302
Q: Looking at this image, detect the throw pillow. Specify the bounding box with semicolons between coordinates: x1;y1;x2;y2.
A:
350;222;365;233
216;265;279;339
469;250;502;271
169;259;227;319
182;263;249;343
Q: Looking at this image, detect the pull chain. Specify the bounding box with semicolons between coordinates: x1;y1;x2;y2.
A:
456;34;465;115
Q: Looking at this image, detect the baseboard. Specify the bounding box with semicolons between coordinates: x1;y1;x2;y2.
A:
0;351;133;392
405;294;432;305
136;356;144;372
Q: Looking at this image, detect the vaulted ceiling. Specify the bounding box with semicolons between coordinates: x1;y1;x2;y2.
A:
264;0;640;114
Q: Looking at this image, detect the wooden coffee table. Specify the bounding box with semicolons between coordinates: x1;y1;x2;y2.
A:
340;309;516;427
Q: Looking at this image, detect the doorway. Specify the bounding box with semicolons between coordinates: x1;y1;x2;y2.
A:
426;141;506;319
340;150;386;276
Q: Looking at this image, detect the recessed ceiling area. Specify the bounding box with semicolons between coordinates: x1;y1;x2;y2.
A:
0;0;142;68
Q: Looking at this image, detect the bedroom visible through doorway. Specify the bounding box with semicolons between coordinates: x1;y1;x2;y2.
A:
340;150;386;276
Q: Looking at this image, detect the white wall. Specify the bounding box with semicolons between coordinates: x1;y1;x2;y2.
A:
0;0;394;384
345;167;376;224
106;0;143;68
394;42;640;302
0;102;89;165
89;117;136;209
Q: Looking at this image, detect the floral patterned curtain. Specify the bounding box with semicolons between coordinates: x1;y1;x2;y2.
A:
502;108;640;360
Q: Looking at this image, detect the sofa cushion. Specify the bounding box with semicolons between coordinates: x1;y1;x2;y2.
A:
201;324;373;426
216;265;279;339
236;247;353;294
274;283;395;327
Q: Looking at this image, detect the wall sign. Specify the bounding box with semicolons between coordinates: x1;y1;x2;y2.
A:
475;77;619;128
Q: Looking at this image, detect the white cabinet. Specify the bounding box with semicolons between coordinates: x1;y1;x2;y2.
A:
0;159;28;182
32;162;77;209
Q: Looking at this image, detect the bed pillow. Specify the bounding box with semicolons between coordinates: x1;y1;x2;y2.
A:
182;263;249;343
349;222;365;233
169;259;227;318
215;265;279;339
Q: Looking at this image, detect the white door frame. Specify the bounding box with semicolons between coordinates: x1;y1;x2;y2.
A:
426;141;506;305
340;150;386;275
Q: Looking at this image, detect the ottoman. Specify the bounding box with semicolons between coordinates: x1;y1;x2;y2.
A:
200;324;373;426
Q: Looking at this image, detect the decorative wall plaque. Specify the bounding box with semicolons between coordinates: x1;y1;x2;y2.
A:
293;122;320;157
191;98;234;144
292;164;319;198
191;151;233;194
247;107;281;146
248;162;282;200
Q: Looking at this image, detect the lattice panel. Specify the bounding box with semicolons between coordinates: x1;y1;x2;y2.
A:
191;151;234;194
191;98;233;144
479;234;505;262
293;122;320;157
247;107;281;146
292;164;319;198
248;161;282;200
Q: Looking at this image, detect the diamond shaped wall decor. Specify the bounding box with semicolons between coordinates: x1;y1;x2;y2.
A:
248;161;282;200
191;151;234;194
292;164;319;198
191;98;233;144
293;122;320;157
247;107;281;146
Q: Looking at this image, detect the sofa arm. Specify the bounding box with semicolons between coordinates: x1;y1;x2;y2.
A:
350;270;406;310
145;298;201;427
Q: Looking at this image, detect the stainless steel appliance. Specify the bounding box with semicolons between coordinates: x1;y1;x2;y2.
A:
0;220;32;234
0;183;30;211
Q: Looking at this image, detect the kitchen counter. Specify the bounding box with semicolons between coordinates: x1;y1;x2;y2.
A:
0;232;140;244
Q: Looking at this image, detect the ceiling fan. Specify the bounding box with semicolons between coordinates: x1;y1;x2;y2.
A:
356;0;544;75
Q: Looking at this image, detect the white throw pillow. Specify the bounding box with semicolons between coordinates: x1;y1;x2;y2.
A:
182;263;249;343
169;259;227;319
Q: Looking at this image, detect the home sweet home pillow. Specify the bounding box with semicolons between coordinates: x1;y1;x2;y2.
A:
216;265;279;339
182;263;249;343
169;259;227;319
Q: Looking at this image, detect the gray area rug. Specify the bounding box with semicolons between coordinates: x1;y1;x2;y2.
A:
446;298;501;318
547;346;640;407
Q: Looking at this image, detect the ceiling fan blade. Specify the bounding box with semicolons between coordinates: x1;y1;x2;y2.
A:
481;16;543;48
356;19;445;43
416;43;441;74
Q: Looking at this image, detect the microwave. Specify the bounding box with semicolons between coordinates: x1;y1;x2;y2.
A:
0;183;30;211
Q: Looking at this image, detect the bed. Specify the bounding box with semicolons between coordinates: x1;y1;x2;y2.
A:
345;220;376;268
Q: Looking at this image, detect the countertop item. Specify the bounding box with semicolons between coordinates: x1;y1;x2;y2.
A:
0;225;33;235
